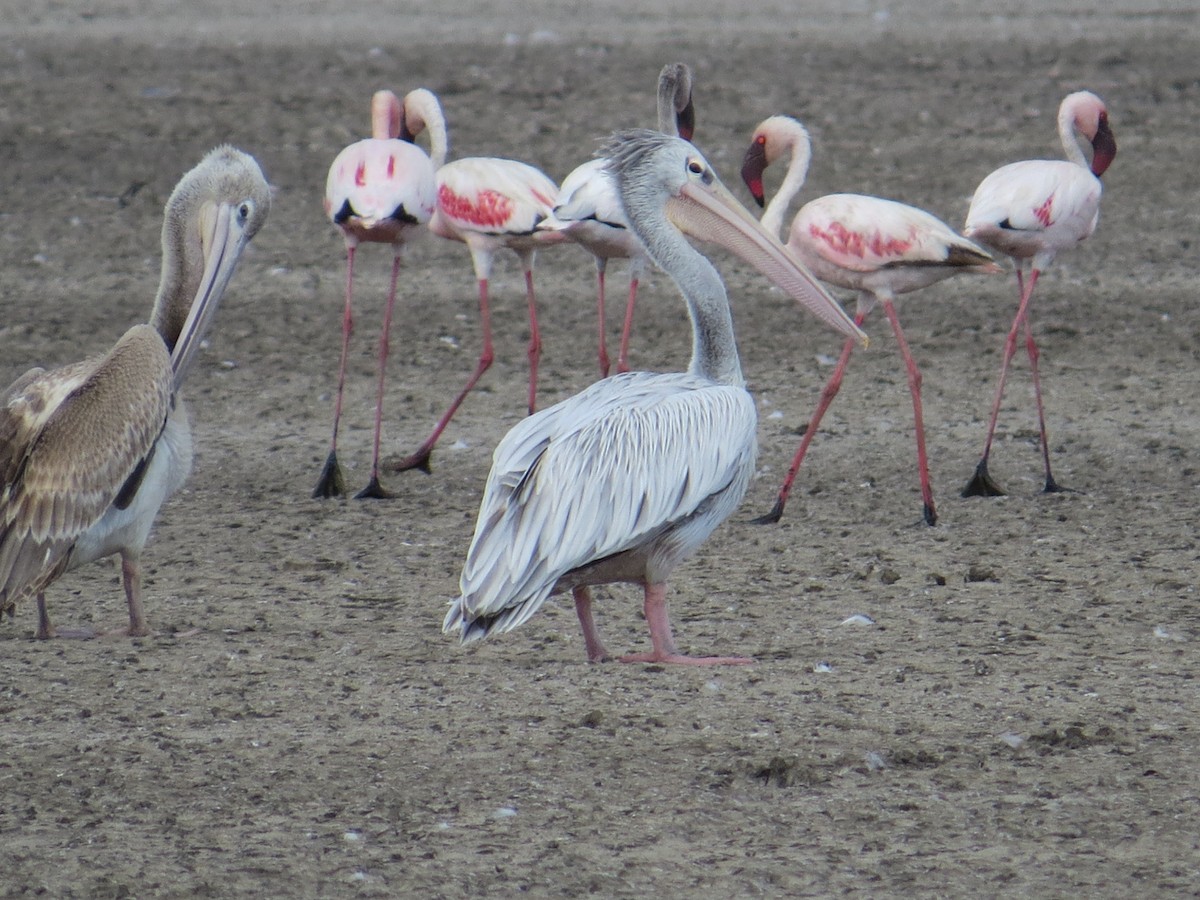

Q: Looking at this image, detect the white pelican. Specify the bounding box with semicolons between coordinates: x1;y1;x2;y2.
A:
541;62;696;376
0;146;270;638
444;129;865;665
316;88;445;499
740;114;999;527
961;90;1116;497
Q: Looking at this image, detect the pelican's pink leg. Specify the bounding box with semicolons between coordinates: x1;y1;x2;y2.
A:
391;277;495;473
963;268;1039;497
1023;306;1066;493
314;243;357;498
755;308;869;525
523;261;541;415
595;260;610;378
881;299;937;526
35;593;54;640
620;583;753;666
122;551;149;637
573;586;610;663
356;253;403;499
615;274;640;374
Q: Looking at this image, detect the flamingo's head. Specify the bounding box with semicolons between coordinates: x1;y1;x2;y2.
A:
1064;91;1117;178
740;131;769;208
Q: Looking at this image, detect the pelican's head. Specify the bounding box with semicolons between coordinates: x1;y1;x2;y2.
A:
159;145;271;389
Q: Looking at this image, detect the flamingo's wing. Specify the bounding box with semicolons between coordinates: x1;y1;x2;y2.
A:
436;157;560;236
798;194;989;272
550;159;628;229
965;160;1101;236
324;138;437;229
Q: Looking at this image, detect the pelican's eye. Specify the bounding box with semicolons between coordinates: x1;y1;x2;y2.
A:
687;160;704;175
238;201;252;224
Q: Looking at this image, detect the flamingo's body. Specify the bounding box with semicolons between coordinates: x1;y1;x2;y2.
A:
316;88;446;499
961;90;1116;497
387;151;567;474
741;115;997;526
444;129;865;665
0;147;270;638
542;62;696;376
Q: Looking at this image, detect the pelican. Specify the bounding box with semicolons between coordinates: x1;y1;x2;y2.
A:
541;62;696;376
444;129;865;665
0;146;270;639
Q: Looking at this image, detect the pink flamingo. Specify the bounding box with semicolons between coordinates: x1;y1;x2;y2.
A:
316;88;446;499
541;62;696;377
741;115;999;526
387;144;567;474
961;90;1116;497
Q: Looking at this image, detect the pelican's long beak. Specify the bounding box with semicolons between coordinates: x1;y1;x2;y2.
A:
170;201;254;391
668;176;868;346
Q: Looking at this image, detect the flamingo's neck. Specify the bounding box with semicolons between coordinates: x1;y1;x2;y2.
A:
761;122;812;238
1058;104;1089;169
405;89;449;168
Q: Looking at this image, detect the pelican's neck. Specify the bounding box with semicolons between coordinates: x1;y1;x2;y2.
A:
761;120;812;238
638;200;743;386
149;200;204;352
1058;100;1089;169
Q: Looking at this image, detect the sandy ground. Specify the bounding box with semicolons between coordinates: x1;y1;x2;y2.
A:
2;2;1199;897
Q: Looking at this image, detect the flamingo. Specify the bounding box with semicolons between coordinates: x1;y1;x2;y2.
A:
383;127;568;475
740;115;999;526
443;129;866;665
961;90;1116;497
0;147;270;639
315;88;445;499
540;62;696;376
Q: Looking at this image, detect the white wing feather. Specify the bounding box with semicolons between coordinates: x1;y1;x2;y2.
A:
446;371;756;639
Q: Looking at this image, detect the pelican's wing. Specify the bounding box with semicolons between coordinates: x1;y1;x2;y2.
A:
447;372;756;640
0;325;171;608
436;157;559;235
797;194;992;272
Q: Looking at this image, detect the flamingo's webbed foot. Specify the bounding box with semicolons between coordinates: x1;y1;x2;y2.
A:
354;475;394;500
313;451;347;499
1042;475;1076;495
962;459;1006;497
751;498;786;526
387;447;433;475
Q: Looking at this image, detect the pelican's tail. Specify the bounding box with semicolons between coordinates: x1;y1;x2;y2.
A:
442;591;547;645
